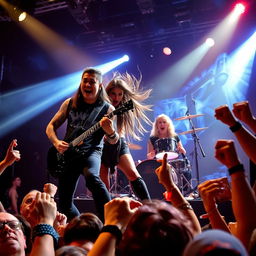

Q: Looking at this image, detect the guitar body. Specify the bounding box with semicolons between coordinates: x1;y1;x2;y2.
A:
47;100;134;178
47;146;86;178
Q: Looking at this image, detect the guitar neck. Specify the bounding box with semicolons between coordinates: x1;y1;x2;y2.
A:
70;112;114;147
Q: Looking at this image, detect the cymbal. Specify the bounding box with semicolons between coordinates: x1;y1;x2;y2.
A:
128;143;142;150
175;114;204;121
179;127;208;135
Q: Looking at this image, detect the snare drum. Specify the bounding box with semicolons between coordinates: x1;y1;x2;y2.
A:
170;159;186;172
155;138;178;160
136;159;178;199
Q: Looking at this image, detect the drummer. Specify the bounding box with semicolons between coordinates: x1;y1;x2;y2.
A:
147;114;186;160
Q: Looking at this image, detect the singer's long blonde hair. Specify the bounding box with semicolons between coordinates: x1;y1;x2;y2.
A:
106;72;152;141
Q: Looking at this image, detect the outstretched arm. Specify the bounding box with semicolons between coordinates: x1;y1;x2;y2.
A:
215;139;256;249
198;178;231;232
215;103;256;164
88;197;142;256
155;153;201;234
46;99;70;153
0;139;21;175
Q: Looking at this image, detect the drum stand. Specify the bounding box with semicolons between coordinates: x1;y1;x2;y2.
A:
178;168;194;196
187;113;206;186
109;167;133;197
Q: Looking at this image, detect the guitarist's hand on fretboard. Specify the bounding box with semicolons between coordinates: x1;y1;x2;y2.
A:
100;116;115;135
54;140;69;154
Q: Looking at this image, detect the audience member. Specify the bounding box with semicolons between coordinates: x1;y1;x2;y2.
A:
183;229;248;256
55;245;88;256
0;139;21;212
154;153;201;234
214;139;256;250
63;212;103;252
88;197;142;256
198;177;231;233
6;176;22;214
215;101;256;164
20;184;67;237
0;211;27;256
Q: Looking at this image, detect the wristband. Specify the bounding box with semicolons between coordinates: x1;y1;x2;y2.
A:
100;225;122;242
228;163;244;175
229;121;242;132
107;131;117;139
163;191;172;201
32;224;59;248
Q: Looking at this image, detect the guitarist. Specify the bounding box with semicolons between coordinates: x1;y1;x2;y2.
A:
46;68;119;221
100;72;152;200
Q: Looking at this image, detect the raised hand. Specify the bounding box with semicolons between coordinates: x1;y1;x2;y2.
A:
43;183;57;197
104;197;142;232
214;105;237;127
155;153;176;190
232;101;255;125
4;139;21;166
30;192;57;226
215;140;240;169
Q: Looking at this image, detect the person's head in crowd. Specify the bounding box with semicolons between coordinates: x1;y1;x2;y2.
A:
118;199;194;256
10;176;21;188
14;214;32;255
0;212;27;256
183;229;248;256
55;245;88;256
63;212;103;251
150;114;176;137
20;190;39;227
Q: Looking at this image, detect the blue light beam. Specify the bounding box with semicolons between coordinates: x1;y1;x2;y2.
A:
0;55;130;137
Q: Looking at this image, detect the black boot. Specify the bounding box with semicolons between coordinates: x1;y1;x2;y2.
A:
130;177;151;201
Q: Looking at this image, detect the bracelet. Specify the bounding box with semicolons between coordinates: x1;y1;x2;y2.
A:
100;225;122;242
177;202;193;211
228;163;244;175
229;121;242;132
107;131;117;139
32;224;59;248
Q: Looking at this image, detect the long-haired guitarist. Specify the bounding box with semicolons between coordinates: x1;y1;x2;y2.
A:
100;72;152;200
46;67;119;221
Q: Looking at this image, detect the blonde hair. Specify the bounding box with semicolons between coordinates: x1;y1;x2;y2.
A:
150;114;176;137
106;72;152;141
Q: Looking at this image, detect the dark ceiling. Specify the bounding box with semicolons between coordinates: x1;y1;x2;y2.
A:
1;0;255;54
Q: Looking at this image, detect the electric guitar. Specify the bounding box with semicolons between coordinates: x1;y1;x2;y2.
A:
47;100;134;178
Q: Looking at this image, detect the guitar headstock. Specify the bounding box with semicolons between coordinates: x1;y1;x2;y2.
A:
113;99;134;116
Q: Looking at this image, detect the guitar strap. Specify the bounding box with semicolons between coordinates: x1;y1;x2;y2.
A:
81;100;108;131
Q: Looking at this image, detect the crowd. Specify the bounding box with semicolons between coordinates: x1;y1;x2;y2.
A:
0;67;255;256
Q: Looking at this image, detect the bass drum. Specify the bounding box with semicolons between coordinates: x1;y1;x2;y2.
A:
137;159;178;199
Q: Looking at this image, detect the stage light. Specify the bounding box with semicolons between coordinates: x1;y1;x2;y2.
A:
18;11;26;21
0;55;130;138
97;55;130;74
205;38;215;47
122;54;129;62
234;3;246;15
163;47;172;56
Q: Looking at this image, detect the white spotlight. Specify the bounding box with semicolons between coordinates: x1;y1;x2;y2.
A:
123;55;130;62
205;38;215;47
18;12;27;22
234;3;246;15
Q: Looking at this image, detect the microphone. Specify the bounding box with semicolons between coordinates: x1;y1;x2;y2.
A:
185;109;189;116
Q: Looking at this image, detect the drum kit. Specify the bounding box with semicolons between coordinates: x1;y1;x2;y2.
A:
110;113;207;199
